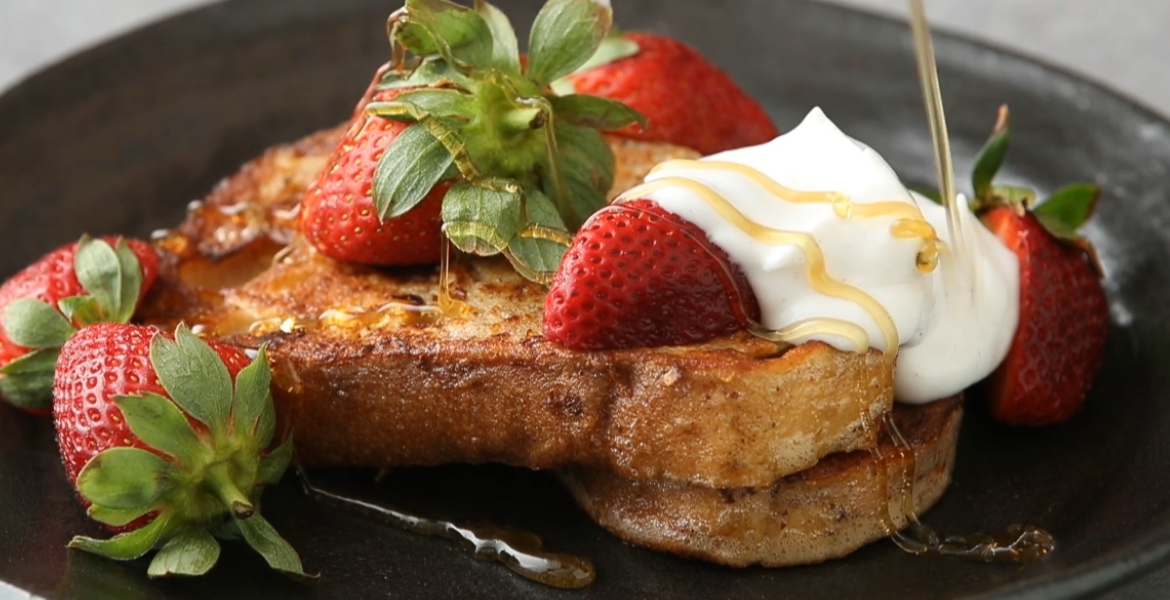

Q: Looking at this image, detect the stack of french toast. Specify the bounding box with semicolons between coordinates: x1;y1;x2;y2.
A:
137;124;963;566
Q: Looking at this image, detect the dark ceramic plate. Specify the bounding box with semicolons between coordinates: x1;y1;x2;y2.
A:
1;0;1169;598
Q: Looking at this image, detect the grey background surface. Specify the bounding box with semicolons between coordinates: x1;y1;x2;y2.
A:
0;0;1166;598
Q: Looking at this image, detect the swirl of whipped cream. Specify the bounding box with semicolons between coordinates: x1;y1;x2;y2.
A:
615;107;1019;403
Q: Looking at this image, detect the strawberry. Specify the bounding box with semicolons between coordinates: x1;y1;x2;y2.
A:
966;106;1109;426
543;199;760;349
54;323;312;580
983;208;1108;426
0;236;158;413
557;32;779;155
301;92;451;265
299;0;647;281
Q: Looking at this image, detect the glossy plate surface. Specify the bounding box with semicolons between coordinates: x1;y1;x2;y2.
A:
1;0;1169;598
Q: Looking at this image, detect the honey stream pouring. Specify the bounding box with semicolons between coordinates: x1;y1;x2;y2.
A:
881;0;1055;562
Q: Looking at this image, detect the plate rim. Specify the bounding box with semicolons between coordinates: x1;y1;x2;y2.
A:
0;1;1167;599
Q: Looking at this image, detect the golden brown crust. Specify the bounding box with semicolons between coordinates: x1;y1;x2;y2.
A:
561;397;962;567
177;125;344;259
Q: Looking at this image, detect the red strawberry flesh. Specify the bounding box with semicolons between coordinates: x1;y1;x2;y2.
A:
544;199;759;350
984;208;1109;426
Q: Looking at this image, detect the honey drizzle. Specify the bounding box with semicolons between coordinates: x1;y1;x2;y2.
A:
871;413;1055;563
298;470;595;589
749;318;870;353
439;236;472;318
649;159;941;273
619;177;899;357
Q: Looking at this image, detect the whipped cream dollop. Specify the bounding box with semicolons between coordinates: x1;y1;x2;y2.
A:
618;108;1019;403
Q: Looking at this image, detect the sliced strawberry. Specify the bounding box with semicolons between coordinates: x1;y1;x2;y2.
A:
544;199;760;350
984;207;1109;426
54;323;311;580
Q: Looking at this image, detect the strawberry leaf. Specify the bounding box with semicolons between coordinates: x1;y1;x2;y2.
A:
972;105;1011;199
524;186;569;231
373;121;455;220
114;393;208;467
549;94;646;131
992;184;1037;208
57;295;102;326
232;345;274;444
440;180;522;255
70;513;174;560
234;513;316;582
112;239;146;323
1034;211;1080;241
550;35;639;95
147;529;221;578
88;503;153;528
77;447;177;510
2;298;76;349
368;89;474;122
74;236;143;324
548;121;614;227
0;348;57;410
378;57;472;91
506;237;568;284
397;0;494;69
257;435;294;486
474;0;520;73
526;0;614;85
1034;183;1100;231
573;34;638;75
150;326;233;436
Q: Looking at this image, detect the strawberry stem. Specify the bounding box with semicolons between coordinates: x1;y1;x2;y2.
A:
502;107;542;132
205;464;254;519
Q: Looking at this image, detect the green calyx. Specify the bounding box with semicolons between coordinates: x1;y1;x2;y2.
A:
0;236;146;411
919;106;1102;245
69;327;311;581
368;0;646;283
969;105;1101;237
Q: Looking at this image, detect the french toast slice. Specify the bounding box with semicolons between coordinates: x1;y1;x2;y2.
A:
140;128;894;488
562;397;962;567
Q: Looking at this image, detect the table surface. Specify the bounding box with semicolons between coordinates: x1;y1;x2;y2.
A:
0;1;1166;598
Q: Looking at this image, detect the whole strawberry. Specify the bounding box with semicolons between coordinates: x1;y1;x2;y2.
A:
544;199;760;349
299;0;646;281
0;236;158;413
54;323;311;579
301;89;451;266
967;106;1109;426
557;32;779;156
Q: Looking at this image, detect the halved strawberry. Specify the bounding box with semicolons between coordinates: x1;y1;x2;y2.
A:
544;199;760;349
968;106;1109;426
983;207;1108;426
